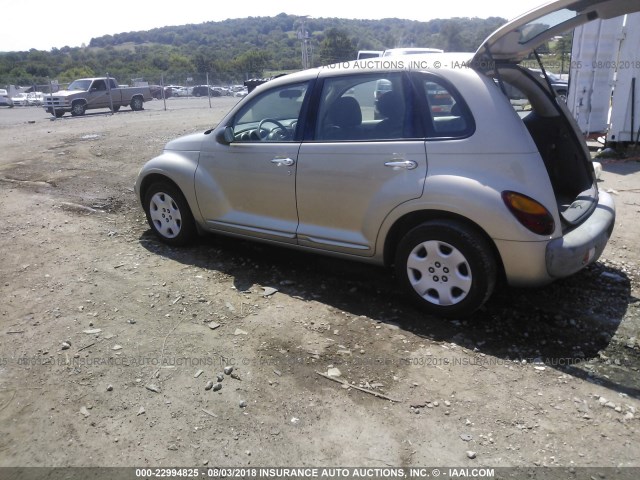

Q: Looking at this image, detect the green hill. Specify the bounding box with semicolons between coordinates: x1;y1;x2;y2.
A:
0;13;505;86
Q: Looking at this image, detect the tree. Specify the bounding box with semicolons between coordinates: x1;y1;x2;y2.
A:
167;53;193;73
553;33;573;73
234;50;271;78
59;66;96;82
319;28;356;65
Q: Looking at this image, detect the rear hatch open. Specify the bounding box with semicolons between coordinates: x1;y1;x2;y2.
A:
472;0;640;229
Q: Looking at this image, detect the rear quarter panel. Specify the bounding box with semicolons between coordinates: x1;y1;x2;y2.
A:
376;68;561;256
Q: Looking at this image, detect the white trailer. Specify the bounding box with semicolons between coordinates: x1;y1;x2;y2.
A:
569;13;640;144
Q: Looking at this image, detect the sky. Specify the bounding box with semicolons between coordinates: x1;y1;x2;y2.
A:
1;0;550;52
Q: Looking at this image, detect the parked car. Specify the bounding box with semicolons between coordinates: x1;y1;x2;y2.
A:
192;85;222;97
11;92;29;106
135;0;631;318
162;86;175;98
27;92;44;106
529;68;569;101
0;89;12;107
171;86;191;97
149;85;164;99
163;86;183;98
357;50;383;60
382;47;444;56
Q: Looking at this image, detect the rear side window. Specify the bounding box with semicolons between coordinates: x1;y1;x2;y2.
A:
417;74;475;139
314;72;419;141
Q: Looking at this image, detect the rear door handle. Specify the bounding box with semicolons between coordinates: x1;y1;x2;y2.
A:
271;158;295;166
384;160;417;170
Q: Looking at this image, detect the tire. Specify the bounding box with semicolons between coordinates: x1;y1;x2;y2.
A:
395;220;496;318
130;96;144;111
111;105;120;112
54;109;65;118
143;181;197;246
71;102;86;116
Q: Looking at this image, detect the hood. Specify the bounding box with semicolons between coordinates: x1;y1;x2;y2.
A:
49;90;83;97
474;0;640;63
165;132;207;152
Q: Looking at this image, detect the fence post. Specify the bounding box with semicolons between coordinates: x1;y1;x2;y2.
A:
161;74;167;111
106;72;115;115
48;77;55;121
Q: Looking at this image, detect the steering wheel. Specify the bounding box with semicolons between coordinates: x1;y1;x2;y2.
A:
258;118;289;141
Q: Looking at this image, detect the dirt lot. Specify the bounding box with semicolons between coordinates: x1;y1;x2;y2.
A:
1;98;640;475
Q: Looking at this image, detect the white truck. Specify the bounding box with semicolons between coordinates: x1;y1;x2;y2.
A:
43;77;152;118
568;12;640;144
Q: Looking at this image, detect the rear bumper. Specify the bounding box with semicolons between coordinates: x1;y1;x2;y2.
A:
494;191;615;287
545;191;615;278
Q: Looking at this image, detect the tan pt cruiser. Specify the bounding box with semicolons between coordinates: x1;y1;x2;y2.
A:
136;0;637;317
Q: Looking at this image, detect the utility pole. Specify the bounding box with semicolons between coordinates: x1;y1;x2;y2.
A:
298;16;312;70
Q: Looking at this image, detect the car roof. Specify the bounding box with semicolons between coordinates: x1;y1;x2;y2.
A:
248;52;478;95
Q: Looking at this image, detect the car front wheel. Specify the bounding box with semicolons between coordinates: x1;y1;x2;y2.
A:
71;102;86;116
143;182;197;246
395;220;496;318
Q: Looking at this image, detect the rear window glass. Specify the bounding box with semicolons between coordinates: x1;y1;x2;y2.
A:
418;75;474;138
518;9;577;44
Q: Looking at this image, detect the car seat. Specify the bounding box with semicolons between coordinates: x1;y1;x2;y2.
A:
322;96;363;140
373;91;405;138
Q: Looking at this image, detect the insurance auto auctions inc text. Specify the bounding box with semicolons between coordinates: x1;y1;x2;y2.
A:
201;467;495;478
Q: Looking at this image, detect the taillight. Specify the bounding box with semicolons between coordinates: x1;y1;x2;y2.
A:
502;191;555;236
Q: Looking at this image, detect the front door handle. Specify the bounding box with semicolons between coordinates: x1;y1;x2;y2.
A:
384;160;417;170
271;157;295;167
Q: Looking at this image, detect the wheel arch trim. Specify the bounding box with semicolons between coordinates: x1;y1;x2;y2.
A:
380;208;506;280
136;159;202;225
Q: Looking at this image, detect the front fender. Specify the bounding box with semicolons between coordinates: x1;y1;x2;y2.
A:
135;151;202;222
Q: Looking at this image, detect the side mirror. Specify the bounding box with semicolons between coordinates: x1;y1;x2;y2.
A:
216;126;235;144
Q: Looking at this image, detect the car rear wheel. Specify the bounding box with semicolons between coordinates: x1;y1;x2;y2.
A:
130;96;144;111
143;182;197;246
395;220;497;318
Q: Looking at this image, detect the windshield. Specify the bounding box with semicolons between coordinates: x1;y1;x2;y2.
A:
67;80;92;91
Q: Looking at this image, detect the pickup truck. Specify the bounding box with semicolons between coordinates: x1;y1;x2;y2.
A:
43;77;152;117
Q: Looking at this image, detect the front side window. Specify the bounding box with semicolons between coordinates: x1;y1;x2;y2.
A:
315;73;417;141
231;82;309;142
92;80;107;91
